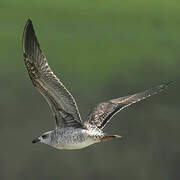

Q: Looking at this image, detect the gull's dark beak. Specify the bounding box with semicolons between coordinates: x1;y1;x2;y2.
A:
32;138;40;144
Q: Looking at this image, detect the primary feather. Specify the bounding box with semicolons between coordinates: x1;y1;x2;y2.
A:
23;19;82;127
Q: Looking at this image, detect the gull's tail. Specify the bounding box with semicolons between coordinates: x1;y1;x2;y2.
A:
101;135;121;142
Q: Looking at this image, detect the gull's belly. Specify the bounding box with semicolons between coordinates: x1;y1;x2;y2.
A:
55;138;97;150
53;128;102;150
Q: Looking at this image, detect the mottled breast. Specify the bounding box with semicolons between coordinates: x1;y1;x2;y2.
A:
53;127;103;150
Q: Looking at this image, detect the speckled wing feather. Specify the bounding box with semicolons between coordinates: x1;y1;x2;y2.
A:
86;82;172;129
23;19;82;127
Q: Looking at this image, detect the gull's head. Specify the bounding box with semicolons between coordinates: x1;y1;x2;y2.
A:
32;131;52;144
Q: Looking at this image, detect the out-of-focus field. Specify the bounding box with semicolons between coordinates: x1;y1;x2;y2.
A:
0;0;179;180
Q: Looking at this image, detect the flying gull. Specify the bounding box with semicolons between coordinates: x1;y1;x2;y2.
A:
23;19;172;150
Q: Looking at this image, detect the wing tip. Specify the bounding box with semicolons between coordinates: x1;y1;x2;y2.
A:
160;81;173;91
25;19;33;32
22;18;35;54
165;80;174;86
23;18;33;37
22;18;41;61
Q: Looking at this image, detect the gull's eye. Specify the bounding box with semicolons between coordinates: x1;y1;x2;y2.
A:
42;134;48;139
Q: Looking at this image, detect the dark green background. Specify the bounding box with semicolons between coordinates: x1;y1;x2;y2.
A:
0;0;179;179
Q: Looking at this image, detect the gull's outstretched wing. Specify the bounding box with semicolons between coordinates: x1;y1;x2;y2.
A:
85;82;172;129
23;19;82;127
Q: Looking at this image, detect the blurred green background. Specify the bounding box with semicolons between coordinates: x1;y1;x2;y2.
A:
0;0;179;179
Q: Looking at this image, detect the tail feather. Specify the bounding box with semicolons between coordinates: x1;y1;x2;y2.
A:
101;135;121;142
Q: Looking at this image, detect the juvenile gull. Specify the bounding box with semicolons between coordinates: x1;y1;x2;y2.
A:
23;19;172;150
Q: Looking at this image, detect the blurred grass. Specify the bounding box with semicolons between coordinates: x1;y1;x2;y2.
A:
0;0;179;81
